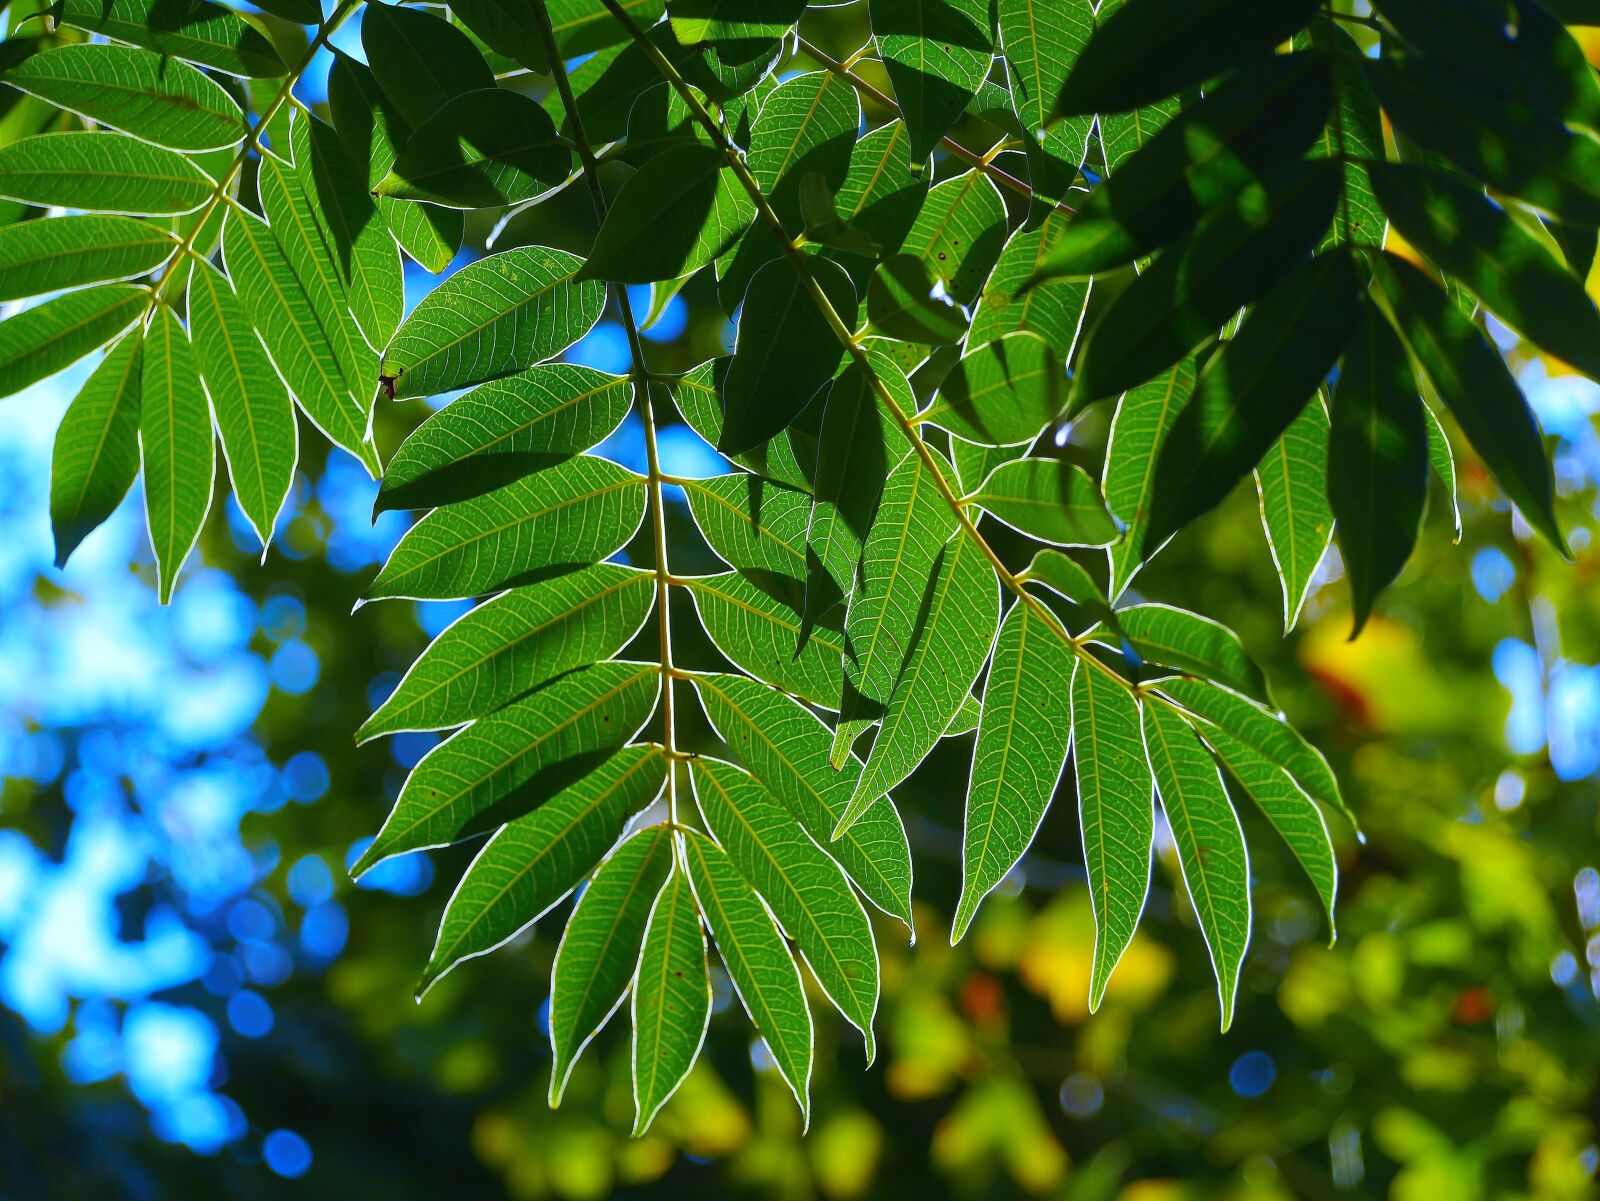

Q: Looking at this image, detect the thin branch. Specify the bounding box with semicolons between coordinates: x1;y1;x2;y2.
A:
598;0;1137;698
145;0;362;313
792;35;1072;215
533;0;681;824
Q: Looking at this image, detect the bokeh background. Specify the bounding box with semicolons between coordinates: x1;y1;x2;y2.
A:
3;5;1600;1199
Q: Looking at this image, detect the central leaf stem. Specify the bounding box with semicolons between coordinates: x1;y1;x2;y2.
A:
533;1;680;824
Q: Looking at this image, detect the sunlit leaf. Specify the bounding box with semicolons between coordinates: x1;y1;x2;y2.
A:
187;260;296;550
631;859;709;1135
377;365;632;512
54;0;284;79
691;758;879;1059
358;663;661;875
140;305;213;604
381;246;605;399
49;329;142;568
549;825;675;1103
953;600;1075;942
416;743;666;992
695;673;915;930
359;565;656;740
1072;658;1154;1008
1254;393;1334;633
680;828;813;1132
1140;700;1250;1031
1103;359;1194;597
0;282;146;399
5;44;247;151
0;131;213;215
367;455;648;601
968;457;1118;547
685;571;844;707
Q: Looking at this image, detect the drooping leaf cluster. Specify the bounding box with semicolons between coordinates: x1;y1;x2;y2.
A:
0;0;1591;1131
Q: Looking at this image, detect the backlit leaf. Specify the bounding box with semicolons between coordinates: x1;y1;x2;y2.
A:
49;329;142;568
140;305;214;603
0;282;146;399
54;0;284;79
968;457;1118;547
684;572;844;708
1254;393;1334;632
921;333;1062;446
0;215;175;303
549;825;675;1103
1140;700;1251;1031
1072;658;1154;1008
631;860;710;1136
869;0;994;163
0;131;213;215
367;455;648;601
359;565;656;740
953;600;1075;942
1103;359;1194;597
362;1;495;129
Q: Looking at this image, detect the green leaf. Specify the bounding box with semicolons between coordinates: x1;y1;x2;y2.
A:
416;743;666;992
1072;659;1154;1009
680;828;812;1125
377;364;632;513
695;673;915;930
1145;251;1360;554
6;44;246;152
920;333;1062;446
0;282;146;399
49;329;142;568
1367;53;1600;225
804;353;913;608
257;152;369;397
1022;548;1115;631
0;215;175;303
669;362;811;489
291;111;404;354
668;0;807;57
830;121;929;263
1054;0;1319;116
1140;700;1251;1031
834;448;959;763
1036;54;1334;281
451;0;548;72
1370;162;1600;379
549;825;675;1103
869;0;994;163
867;254;969;345
684;572;844;708
720;255;857;454
945;693;982;737
187;260;296;550
326;52;465;275
361;1;495;130
1422;398;1462;542
54;0;284;79
683;472;811;579
582;141;752;284
359;662;661;875
1070;159;1341;412
747;70;860;233
1254;393;1334;632
376;89;573;209
631;858;709;1135
1368;251;1566;556
1376;0;1600;132
1089;603;1268;702
549;0;668;57
367;455;648;602
691;758;879;1059
839;531;999;835
140;305;214;604
1182;701;1337;938
997;0;1095;185
1156;676;1352;829
359;565;656;740
221;207;378;475
1329;303;1429;636
1103;359;1194;597
381;247;605;400
952;600;1076;942
968;458;1119;547
1308;18;1385;249
968;215;1092;356
0;131;214;215
900;169;1007;308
